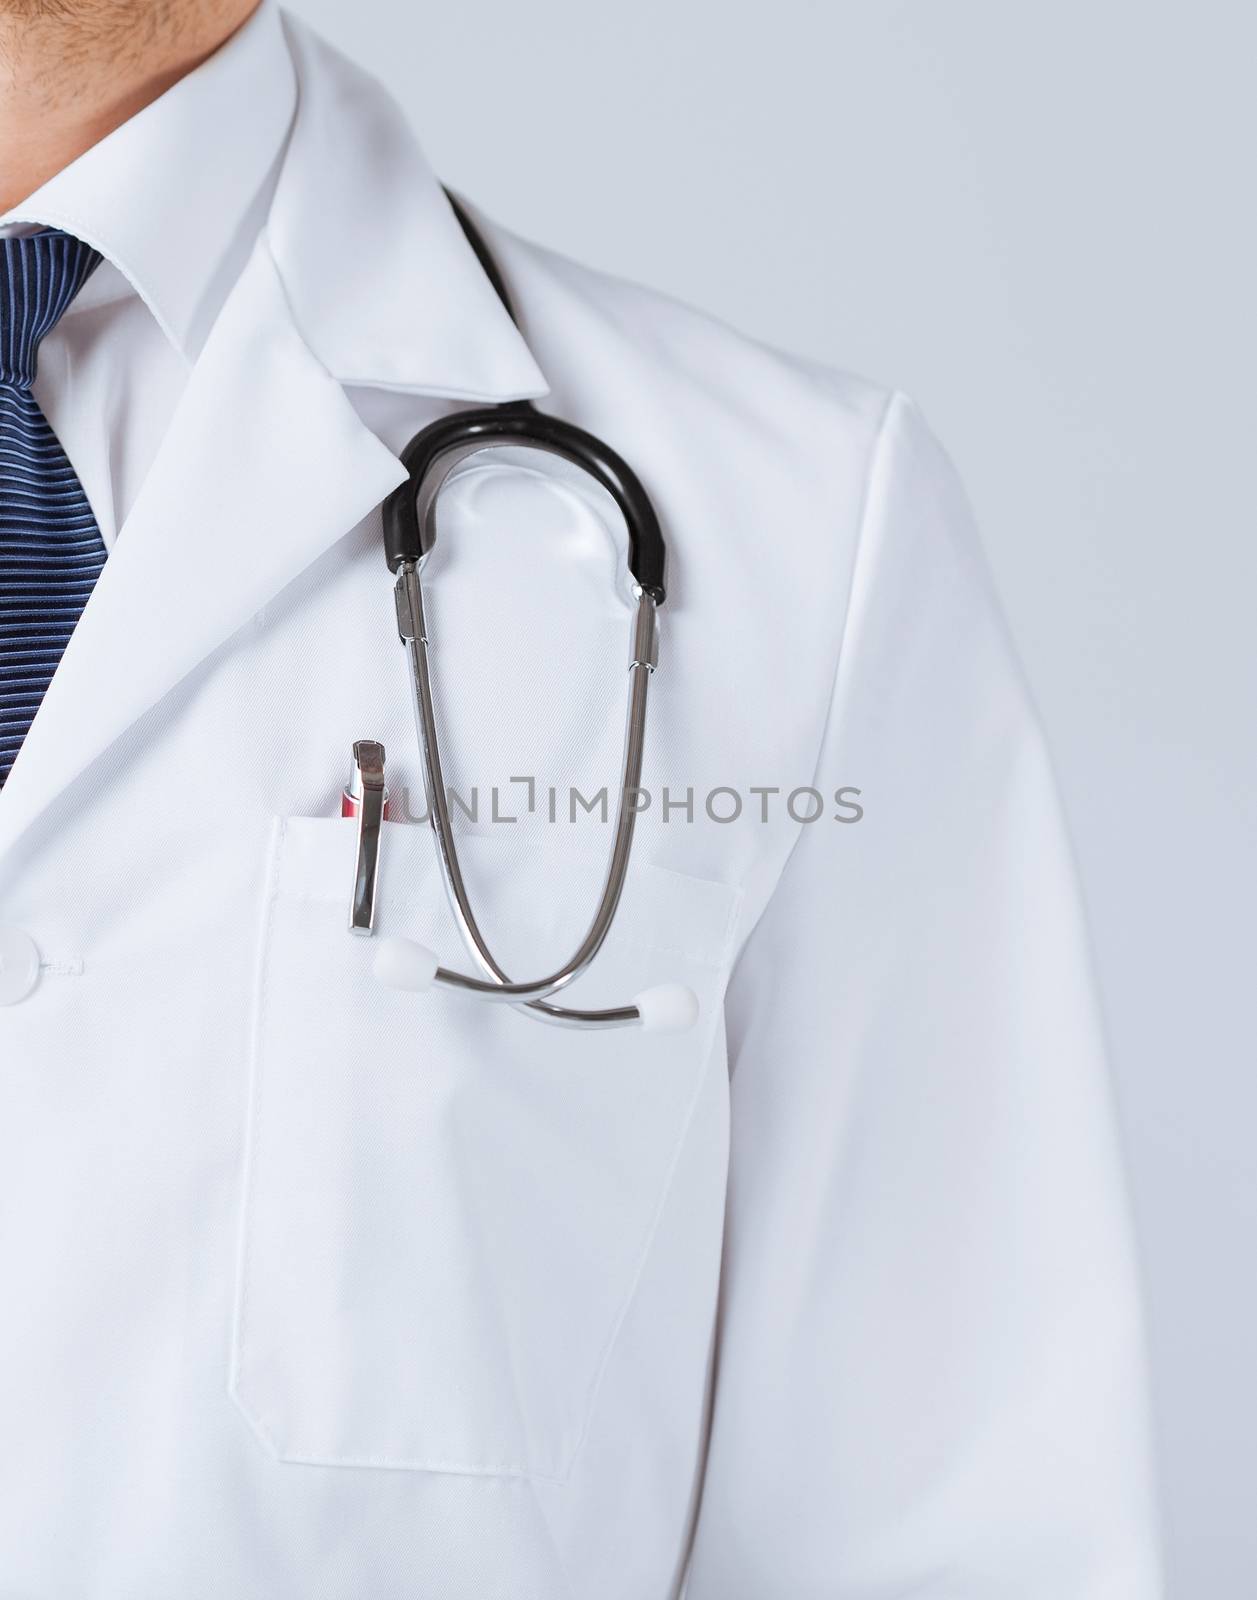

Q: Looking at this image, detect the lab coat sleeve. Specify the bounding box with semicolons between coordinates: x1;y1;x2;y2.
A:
684;393;1162;1598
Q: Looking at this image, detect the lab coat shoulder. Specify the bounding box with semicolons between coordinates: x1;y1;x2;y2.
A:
473;212;921;833
476;209;885;421
473;206;895;581
464;212;1023;626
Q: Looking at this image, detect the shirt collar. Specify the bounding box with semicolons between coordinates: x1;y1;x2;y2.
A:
0;0;296;361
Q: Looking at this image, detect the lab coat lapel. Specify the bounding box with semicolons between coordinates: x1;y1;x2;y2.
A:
0;16;551;868
0;241;407;865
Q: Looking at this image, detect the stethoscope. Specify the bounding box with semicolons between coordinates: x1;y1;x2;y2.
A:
347;192;698;1036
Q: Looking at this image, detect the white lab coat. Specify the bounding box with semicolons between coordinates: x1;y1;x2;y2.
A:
0;15;1160;1600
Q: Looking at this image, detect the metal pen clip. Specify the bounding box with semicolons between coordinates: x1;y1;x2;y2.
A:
347;740;387;936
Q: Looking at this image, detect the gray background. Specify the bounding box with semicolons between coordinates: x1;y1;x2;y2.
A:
287;0;1255;1591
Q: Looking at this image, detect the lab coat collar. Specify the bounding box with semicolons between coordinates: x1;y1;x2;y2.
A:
0;0;297;361
268;13;550;404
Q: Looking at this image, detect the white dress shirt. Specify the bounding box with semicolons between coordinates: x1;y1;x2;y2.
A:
0;0;296;549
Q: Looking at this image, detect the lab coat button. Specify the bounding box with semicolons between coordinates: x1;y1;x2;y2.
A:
0;927;41;1005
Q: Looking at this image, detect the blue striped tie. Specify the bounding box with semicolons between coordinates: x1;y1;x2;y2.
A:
0;230;104;785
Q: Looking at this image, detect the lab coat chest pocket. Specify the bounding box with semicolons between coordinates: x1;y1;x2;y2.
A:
230;817;739;1481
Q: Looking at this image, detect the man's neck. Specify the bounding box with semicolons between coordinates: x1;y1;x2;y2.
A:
0;0;261;214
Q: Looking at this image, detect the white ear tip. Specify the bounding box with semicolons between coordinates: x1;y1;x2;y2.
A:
374;936;439;992
634;983;699;1034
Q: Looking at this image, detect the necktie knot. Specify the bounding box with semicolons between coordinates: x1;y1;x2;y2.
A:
0;231;101;389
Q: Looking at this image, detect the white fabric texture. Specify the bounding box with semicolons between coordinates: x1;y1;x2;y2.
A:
0;5;1161;1598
